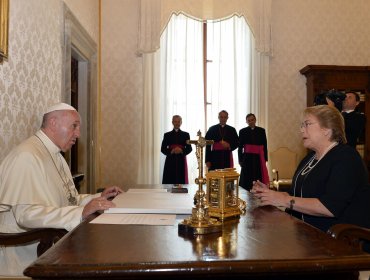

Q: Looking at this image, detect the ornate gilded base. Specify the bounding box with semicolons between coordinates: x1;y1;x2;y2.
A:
208;198;247;221
178;205;222;235
208;209;241;221
178;217;222;235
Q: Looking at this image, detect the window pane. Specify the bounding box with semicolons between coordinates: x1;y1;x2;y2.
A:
206;16;252;132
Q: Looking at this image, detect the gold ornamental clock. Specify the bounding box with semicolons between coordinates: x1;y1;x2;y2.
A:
206;168;245;221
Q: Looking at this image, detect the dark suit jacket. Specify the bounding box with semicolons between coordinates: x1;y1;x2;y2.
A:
342;111;366;148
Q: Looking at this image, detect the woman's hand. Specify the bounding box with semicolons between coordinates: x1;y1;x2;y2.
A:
251;180;290;208
250;180;269;193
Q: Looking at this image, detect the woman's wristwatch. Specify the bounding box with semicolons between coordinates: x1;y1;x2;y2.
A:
289;198;295;211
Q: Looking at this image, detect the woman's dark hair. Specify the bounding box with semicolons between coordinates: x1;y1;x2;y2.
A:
313;89;346;111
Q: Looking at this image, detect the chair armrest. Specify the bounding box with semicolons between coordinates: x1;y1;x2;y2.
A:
0;228;67;257
327;224;370;251
72;173;84;192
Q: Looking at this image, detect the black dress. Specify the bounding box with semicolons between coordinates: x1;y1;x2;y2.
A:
288;144;370;233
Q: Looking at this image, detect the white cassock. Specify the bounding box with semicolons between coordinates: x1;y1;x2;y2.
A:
0;130;99;276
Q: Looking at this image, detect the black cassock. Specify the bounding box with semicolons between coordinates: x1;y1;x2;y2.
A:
161;129;192;184
205;124;239;170
238;126;268;191
342;111;366;148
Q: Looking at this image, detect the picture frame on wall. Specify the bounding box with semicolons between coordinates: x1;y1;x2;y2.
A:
0;0;9;59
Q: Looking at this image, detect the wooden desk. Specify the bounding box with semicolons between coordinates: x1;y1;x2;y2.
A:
24;185;370;279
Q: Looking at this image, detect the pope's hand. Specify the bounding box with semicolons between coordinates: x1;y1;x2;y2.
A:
100;186;123;200
82;197;116;219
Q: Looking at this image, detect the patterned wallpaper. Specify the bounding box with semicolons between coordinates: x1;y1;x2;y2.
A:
100;0;143;187
0;0;62;160
269;0;370;160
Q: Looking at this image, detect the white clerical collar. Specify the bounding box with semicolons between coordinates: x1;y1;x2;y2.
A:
174;129;179;132
342;109;354;113
36;130;61;155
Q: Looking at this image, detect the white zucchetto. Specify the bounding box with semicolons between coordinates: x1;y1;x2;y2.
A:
44;103;77;115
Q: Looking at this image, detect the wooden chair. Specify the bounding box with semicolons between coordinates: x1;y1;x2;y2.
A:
328;224;370;252
0;175;81;259
269;147;298;192
328;224;370;280
0;228;67;257
72;173;84;192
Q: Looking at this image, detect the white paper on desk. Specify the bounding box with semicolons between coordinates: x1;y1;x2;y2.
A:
90;213;176;225
126;188;167;193
105;191;193;214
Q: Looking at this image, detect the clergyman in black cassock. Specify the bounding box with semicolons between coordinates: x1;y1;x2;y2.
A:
205;110;239;171
342;91;366;148
161;115;192;184
343;111;365;148
238;113;269;191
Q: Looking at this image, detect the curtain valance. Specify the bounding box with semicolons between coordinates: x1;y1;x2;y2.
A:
138;0;272;55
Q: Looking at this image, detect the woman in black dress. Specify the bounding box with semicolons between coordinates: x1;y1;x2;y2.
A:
251;105;370;234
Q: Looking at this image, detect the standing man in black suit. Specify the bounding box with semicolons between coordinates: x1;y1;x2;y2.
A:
238;113;269;191
161;115;192;184
342;91;366;148
205;110;239;171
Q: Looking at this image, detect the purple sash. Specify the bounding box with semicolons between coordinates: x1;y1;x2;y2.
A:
212;141;234;168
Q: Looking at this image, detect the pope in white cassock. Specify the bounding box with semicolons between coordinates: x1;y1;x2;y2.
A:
0;103;122;276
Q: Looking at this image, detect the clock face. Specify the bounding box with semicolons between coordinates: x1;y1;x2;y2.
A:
207;178;239;209
208;178;220;207
225;180;238;207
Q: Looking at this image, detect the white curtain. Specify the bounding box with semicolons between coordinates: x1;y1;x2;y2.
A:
137;51;162;184
138;0;272;55
138;14;259;183
205;16;252;132
158;14;204;184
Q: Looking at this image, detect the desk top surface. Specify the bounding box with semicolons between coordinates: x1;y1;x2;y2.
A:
24;185;370;279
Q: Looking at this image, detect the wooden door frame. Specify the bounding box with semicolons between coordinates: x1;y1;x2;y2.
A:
61;4;98;194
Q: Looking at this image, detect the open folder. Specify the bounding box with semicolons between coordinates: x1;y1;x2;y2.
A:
104;189;193;214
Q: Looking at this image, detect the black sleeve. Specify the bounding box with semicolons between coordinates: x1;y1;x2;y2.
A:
238;129;244;163
161;133;170;156
262;128;268;161
205;128;212;163
319;149;366;218
184;133;192;155
229;127;239;151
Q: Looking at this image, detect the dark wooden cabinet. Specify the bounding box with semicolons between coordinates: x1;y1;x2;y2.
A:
300;65;370;168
